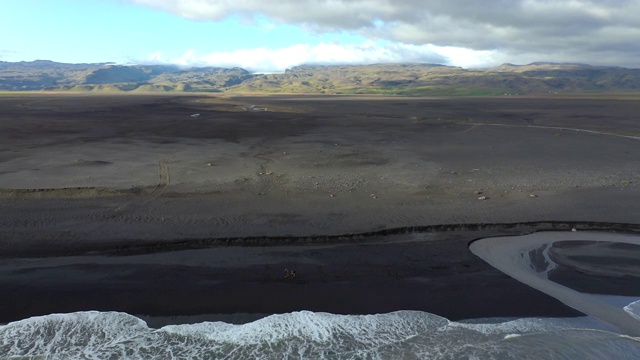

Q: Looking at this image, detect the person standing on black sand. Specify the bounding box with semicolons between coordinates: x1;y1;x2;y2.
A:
283;268;297;281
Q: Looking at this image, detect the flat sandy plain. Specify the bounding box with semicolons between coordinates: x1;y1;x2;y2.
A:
1;93;639;325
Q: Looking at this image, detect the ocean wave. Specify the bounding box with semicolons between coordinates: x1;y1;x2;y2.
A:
2;310;640;359
625;300;640;321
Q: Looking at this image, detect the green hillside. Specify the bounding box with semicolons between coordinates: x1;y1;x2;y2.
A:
1;60;640;95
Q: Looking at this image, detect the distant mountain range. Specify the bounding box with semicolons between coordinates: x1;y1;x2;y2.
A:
2;60;640;95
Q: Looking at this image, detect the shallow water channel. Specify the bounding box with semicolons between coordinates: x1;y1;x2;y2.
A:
470;231;640;336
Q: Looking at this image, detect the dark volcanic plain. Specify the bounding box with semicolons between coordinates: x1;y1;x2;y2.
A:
1;93;639;325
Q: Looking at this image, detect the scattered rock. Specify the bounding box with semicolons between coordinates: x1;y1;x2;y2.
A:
478;196;487;200
529;194;537;198
474;191;482;195
571;228;577;232
206;162;213;167
330;194;336;198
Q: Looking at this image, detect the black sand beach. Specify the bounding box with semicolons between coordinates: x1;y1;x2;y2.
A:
1;94;639;325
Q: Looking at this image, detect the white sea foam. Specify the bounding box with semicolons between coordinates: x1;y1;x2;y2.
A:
625;300;640;322
1;310;639;359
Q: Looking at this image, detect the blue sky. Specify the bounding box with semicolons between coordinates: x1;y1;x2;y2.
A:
3;0;425;73
2;0;639;72
1;0;366;66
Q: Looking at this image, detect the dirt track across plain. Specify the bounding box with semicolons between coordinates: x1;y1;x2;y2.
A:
1;94;639;243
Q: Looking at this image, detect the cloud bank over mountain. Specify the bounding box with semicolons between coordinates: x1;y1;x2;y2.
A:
150;42;456;73
132;0;640;70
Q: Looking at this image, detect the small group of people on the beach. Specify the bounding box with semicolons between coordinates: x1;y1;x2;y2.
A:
284;268;297;280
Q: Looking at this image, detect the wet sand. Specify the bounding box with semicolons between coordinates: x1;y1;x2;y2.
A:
548;241;640;295
1;94;640;324
0;223;590;326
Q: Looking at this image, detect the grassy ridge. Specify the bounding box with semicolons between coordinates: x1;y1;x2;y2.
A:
2;61;640;95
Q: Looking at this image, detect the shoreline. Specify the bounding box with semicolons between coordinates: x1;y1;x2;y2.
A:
6;222;638;326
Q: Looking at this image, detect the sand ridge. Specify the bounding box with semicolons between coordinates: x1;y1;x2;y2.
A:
1;94;640;244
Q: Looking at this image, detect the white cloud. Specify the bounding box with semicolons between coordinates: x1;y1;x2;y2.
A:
432;47;501;69
146;50;165;63
148;41;452;73
0;49;17;59
132;0;640;67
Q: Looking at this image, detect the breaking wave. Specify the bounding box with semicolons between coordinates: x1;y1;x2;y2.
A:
2;311;640;359
625;300;640;322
